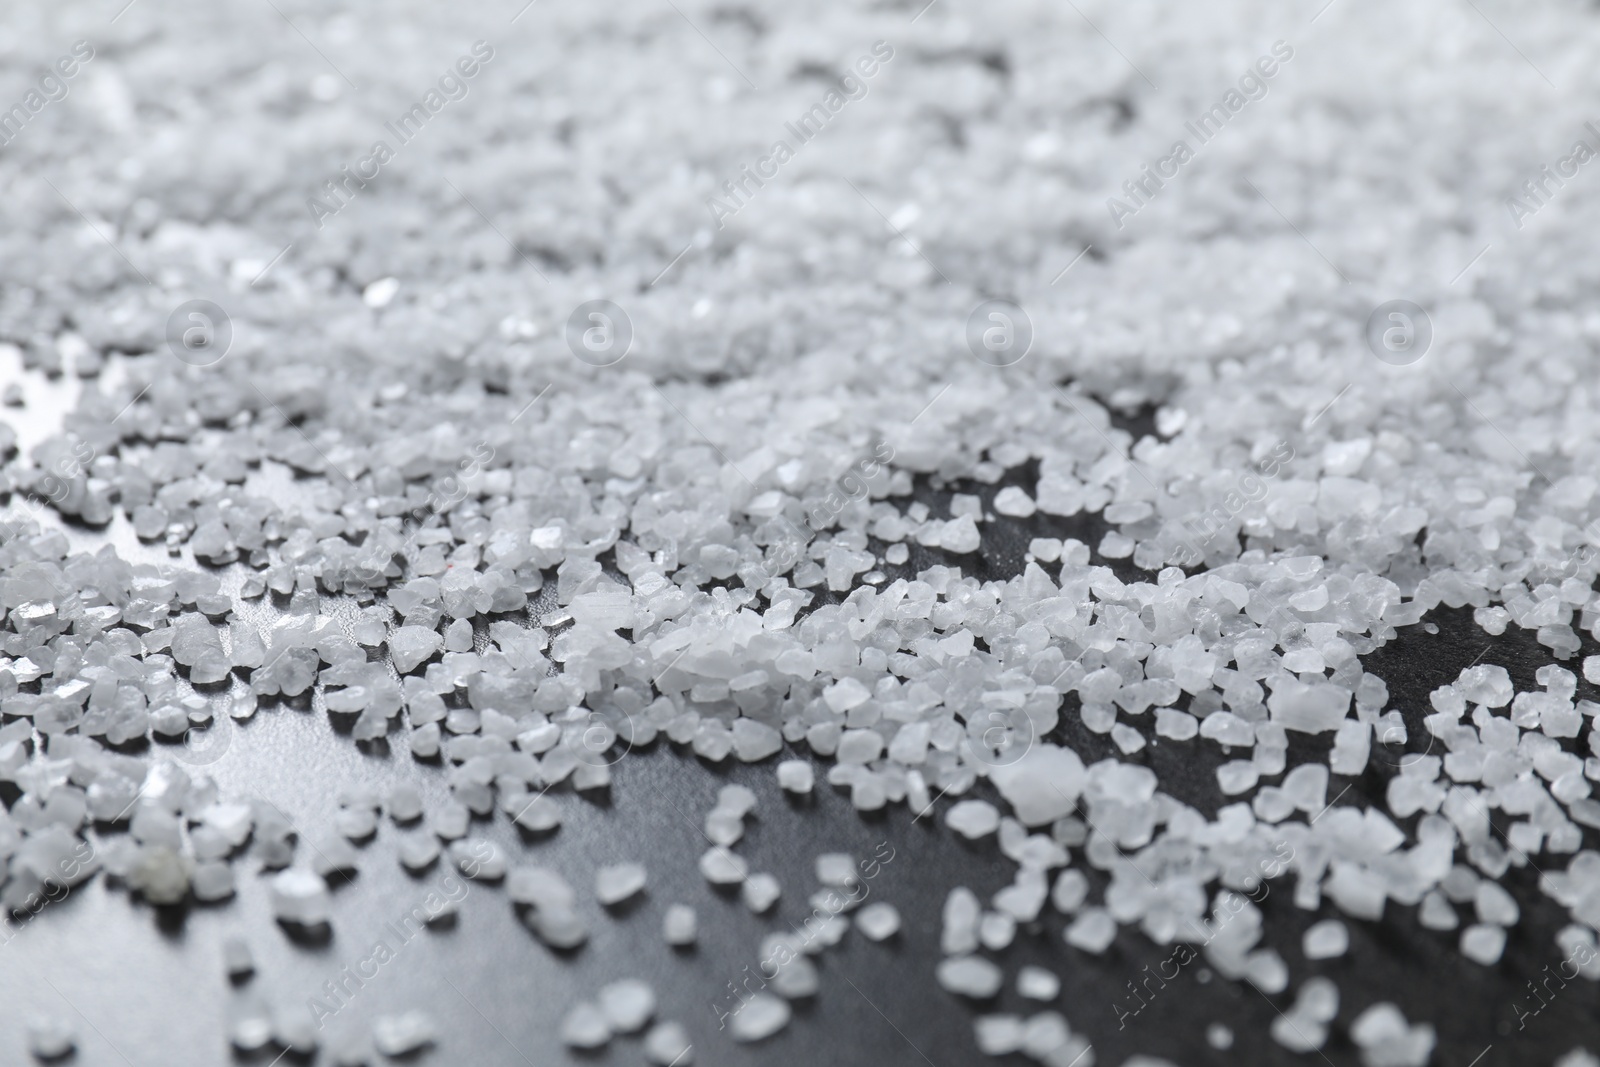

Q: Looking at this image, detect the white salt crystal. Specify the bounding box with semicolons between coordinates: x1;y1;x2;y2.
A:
644;1021;693;1065
1154;708;1199;740
430;801;470;840
193;861;235;902
742;872;781;912
777;760;814;793
270;868;331;926
530;906;589;948
663;904;697;946
1051;870;1089;913
815;852;858;886
994;486;1036;517
1208;1023;1234;1049
943;887;982;954
1017;965;1060;1000
947;799;1001;839
452;839;506;880
1418;891;1459;930
1110;723;1146;754
975;1015;1025;1055
1217;760;1260;795
560;1002;611;1049
1460;923;1506;965
387;785;424;823
599;978;656;1033
989;745;1086;826
372;1012;436;1055
1475;881;1519;925
388;626;443;673
400;836;441;871
979;911;1016;950
729;994;790;1042
937;955;1003;997
596;862;647;905
699;847;748;885
508;867;576;909
223;935;254;978
1064;908;1116;954
27;1016;75;1059
1302;919;1349;959
856;901;901;940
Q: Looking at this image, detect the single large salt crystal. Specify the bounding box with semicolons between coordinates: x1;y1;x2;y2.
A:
989;745;1086;826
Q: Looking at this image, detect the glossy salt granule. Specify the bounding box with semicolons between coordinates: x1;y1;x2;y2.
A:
644;1021;693;1065
1460;924;1507;965
223;935;255;978
1556;1050;1600;1067
596;862;648;905
1475;882;1519;926
776;761;814;794
975;1015;1025;1055
699;847;748;886
529;906;590;949
815;853;858;887
947;800;1001;839
717;784;757;817
1064;909;1116;954
1207;1023;1234;1050
598;979;656;1033
729;994;790;1042
430;801;471;840
664;903;698;946
937;956;1003;998
855;901;901;941
560;1002;611;1049
509;867;576;910
1017;966;1060;1001
742;873;781;913
704;807;745;847
1350;1003;1437;1067
1302;919;1349;959
27;1016;75;1060
387;785;424;824
1051;870;1089;914
372;1012;437;1056
452;840;507;880
399;835;442;871
269;869;331;926
979;911;1017;951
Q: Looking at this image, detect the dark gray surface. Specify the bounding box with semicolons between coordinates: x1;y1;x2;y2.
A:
3;431;1600;1067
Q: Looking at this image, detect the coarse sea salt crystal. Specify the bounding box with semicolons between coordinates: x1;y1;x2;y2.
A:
700;847;748;885
596;862;647;905
644;1021;693;1064
372;1012;436;1056
599;979;656;1033
1017;965;1060;1000
777;760;815;793
663;903;697;945
742;872;781;913
560;1002;611;1049
937;955;1003;998
27;1016;75;1059
1460;923;1506;964
1302;919;1349;959
815;852;858;886
730;994;790;1042
1064;908;1116;954
947;799;1001;839
223;935;254;978
270;868;331;926
856;901;901;941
